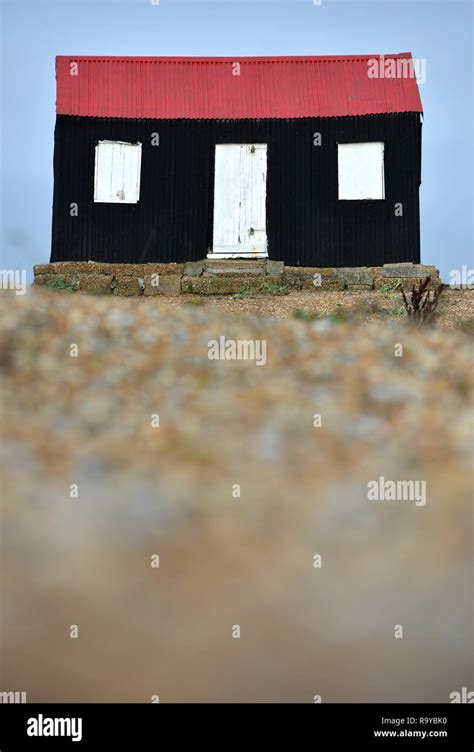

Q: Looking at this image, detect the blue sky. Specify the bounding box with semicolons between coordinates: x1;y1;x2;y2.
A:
1;0;472;282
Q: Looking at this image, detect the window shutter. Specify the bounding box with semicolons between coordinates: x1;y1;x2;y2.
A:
337;142;385;200
94;141;142;203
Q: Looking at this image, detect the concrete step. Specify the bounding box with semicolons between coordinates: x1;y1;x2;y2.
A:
204;260;267;275
205;258;266;266
183;275;267;295
203;267;265;276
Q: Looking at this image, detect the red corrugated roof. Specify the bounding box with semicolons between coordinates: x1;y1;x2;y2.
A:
56;54;423;120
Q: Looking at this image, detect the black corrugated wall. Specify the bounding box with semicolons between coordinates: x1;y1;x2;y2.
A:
51;113;421;266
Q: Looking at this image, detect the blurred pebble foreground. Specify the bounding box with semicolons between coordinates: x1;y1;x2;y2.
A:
1;289;472;703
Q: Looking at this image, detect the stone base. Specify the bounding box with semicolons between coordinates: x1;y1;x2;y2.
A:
182;276;258;295
33;260;441;296
144;274;182;297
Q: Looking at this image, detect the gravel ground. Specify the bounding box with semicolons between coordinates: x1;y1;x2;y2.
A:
1;287;473;703
138;287;474;333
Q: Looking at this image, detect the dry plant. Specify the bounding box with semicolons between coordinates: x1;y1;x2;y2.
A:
401;276;442;323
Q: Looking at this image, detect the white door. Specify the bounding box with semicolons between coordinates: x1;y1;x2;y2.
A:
210;144;268;258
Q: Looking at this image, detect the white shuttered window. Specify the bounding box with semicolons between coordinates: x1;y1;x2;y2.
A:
94;141;142;204
337;142;385;200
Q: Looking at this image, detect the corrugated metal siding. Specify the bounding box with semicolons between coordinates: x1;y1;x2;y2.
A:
51;113;421;267
56;55;423;120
